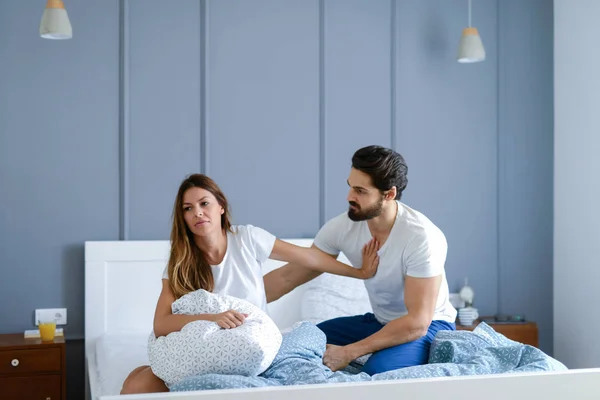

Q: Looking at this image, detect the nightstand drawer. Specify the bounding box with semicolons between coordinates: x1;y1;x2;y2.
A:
457;320;539;347
0;348;61;375
0;375;61;400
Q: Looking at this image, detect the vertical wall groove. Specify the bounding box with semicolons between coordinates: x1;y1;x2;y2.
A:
390;0;397;151
318;0;326;227
119;0;130;240
200;0;208;175
496;0;502;314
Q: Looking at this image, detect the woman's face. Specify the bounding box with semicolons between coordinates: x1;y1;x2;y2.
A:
182;187;224;237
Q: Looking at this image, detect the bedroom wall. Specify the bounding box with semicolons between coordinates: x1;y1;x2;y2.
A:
554;0;600;369
0;0;553;396
497;0;554;350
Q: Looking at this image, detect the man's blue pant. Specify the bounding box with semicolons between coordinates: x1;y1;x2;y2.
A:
317;313;455;376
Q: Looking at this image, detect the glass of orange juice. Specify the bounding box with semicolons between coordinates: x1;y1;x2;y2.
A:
38;317;57;342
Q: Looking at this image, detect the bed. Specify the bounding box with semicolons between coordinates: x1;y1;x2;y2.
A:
85;239;600;400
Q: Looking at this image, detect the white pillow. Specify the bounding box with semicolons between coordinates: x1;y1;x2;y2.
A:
147;289;282;387
300;270;372;324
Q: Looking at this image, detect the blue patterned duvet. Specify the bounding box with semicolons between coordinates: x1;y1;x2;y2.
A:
171;321;567;392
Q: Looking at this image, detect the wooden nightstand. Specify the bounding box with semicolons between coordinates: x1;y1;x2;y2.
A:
457;319;539;347
0;333;66;400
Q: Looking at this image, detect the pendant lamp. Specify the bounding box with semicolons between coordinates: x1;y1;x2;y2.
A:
457;0;485;63
40;0;72;40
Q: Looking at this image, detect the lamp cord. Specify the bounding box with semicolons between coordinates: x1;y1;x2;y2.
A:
468;0;472;27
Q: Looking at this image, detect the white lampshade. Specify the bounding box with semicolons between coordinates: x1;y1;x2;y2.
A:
40;0;72;40
457;27;485;63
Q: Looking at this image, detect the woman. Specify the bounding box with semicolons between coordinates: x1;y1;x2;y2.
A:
120;174;379;394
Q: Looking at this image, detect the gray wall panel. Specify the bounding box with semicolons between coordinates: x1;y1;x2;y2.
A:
128;0;203;240
323;0;393;221
395;0;499;317
206;0;321;238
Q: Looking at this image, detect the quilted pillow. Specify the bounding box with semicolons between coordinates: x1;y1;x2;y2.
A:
147;289;282;388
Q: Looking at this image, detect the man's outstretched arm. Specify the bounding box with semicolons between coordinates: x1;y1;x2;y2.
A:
323;274;441;371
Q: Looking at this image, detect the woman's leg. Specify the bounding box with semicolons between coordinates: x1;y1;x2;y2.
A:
120;365;168;394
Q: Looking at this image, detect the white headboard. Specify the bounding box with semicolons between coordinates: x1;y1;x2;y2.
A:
84;238;320;346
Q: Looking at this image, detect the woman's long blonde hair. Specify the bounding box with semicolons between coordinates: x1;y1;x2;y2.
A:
168;174;232;299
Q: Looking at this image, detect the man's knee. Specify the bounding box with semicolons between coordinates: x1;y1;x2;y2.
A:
317;313;380;346
316;318;336;333
316;317;353;346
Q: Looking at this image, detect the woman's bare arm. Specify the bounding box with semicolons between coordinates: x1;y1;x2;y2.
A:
268;239;379;280
152;280;247;336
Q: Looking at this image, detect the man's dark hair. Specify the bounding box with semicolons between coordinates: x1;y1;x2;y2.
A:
351;145;408;200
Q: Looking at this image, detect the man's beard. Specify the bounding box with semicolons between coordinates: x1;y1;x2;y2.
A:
347;197;384;221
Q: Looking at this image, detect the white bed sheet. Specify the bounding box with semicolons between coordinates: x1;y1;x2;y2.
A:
95;333;150;397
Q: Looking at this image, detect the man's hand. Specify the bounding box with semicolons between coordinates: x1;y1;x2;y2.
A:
358;238;379;279
213;310;248;329
323;344;353;372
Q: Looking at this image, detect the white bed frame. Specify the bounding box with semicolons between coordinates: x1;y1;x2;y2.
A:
85;239;600;400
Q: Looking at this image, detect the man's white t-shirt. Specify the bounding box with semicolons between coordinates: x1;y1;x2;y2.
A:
314;201;457;325
162;224;276;312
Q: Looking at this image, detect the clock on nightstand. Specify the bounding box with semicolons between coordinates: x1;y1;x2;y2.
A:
0;333;66;400
456;317;539;347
